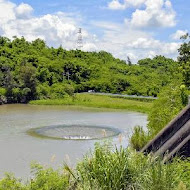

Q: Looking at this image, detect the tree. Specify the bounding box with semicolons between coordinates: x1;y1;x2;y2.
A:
178;33;190;63
20;65;37;102
178;33;190;88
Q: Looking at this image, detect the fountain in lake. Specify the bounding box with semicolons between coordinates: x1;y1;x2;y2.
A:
28;125;121;140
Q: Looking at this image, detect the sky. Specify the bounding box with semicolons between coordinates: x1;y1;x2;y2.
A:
0;0;189;62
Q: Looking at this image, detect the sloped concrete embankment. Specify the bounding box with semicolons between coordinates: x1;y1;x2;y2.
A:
142;104;190;161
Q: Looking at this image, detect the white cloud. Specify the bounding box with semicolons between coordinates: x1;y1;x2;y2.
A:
0;0;95;50
0;0;15;23
108;0;126;10
108;0;176;28
92;21;121;31
108;0;146;10
171;30;188;40
82;43;97;51
127;37;180;55
15;3;33;19
126;0;176;28
126;0;146;7
91;22;180;62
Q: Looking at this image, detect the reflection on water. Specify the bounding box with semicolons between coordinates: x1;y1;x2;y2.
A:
0;104;148;177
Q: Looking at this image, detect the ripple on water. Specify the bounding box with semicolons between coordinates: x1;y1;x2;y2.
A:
27;125;121;140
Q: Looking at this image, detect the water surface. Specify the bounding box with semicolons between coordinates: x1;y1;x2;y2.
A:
0;104;147;177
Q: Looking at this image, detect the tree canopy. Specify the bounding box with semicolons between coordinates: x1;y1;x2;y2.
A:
0;36;188;103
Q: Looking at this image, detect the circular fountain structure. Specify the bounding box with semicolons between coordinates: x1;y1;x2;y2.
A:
28;125;120;140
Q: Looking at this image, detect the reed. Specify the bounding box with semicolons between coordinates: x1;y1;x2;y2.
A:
0;143;190;189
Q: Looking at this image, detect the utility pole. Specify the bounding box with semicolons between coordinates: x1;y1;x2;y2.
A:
77;28;83;50
63;72;71;81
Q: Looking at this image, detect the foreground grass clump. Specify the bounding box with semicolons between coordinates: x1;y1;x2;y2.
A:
1;143;190;190
130;126;150;151
74;143;190;190
29;94;153;113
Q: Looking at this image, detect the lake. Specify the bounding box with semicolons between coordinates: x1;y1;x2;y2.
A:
0;104;148;178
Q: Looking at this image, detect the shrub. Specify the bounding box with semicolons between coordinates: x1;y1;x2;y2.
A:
0;88;6;96
29;163;70;190
148;83;188;136
63;84;75;96
50;83;67;99
36;83;50;99
0;173;25;190
0;87;7;104
130;126;150;151
75;142;134;190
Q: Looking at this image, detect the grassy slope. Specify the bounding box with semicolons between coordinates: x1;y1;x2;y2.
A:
29;94;153;114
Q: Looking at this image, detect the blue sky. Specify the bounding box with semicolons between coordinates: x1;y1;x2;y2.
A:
0;0;189;62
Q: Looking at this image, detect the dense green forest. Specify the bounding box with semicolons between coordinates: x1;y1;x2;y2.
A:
0;34;189;104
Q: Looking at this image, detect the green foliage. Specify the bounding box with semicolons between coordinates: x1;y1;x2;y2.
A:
0;87;7;104
0;36;183;103
0;143;190;190
130;82;188;150
62;83;75;96
30;94;153;113
76;143;132;190
0;87;6;96
29;163;70;190
178;33;190;88
50;83;68;99
130;126;150;151
148;83;188;136
0;173;25;190
73;143;190;190
19;65;37;102
178;33;190;63
36;83;50;99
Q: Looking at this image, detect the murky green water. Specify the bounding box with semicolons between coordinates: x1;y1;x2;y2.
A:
0;104;147;178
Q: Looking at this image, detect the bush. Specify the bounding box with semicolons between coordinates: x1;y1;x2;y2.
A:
36;83;50;99
0;173;25;190
50;83;68;99
0;87;7;104
29;163;70;190
130;126;150;151
75;142;133;190
63;84;75;96
0;88;6;96
12;88;22;103
148;83;188;136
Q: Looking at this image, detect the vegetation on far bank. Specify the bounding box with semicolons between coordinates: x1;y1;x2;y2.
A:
29;94;153;113
1;34;189;104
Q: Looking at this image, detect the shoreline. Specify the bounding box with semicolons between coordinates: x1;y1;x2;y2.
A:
29;94;153;114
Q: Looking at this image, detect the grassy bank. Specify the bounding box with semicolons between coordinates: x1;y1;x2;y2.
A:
1;143;190;190
29;94;153;114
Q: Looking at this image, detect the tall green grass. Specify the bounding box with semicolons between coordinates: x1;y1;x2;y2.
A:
130;126;150;151
29;94;153;114
1;143;190;190
73;143;190;190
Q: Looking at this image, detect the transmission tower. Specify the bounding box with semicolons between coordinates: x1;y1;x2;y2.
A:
77;28;83;50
